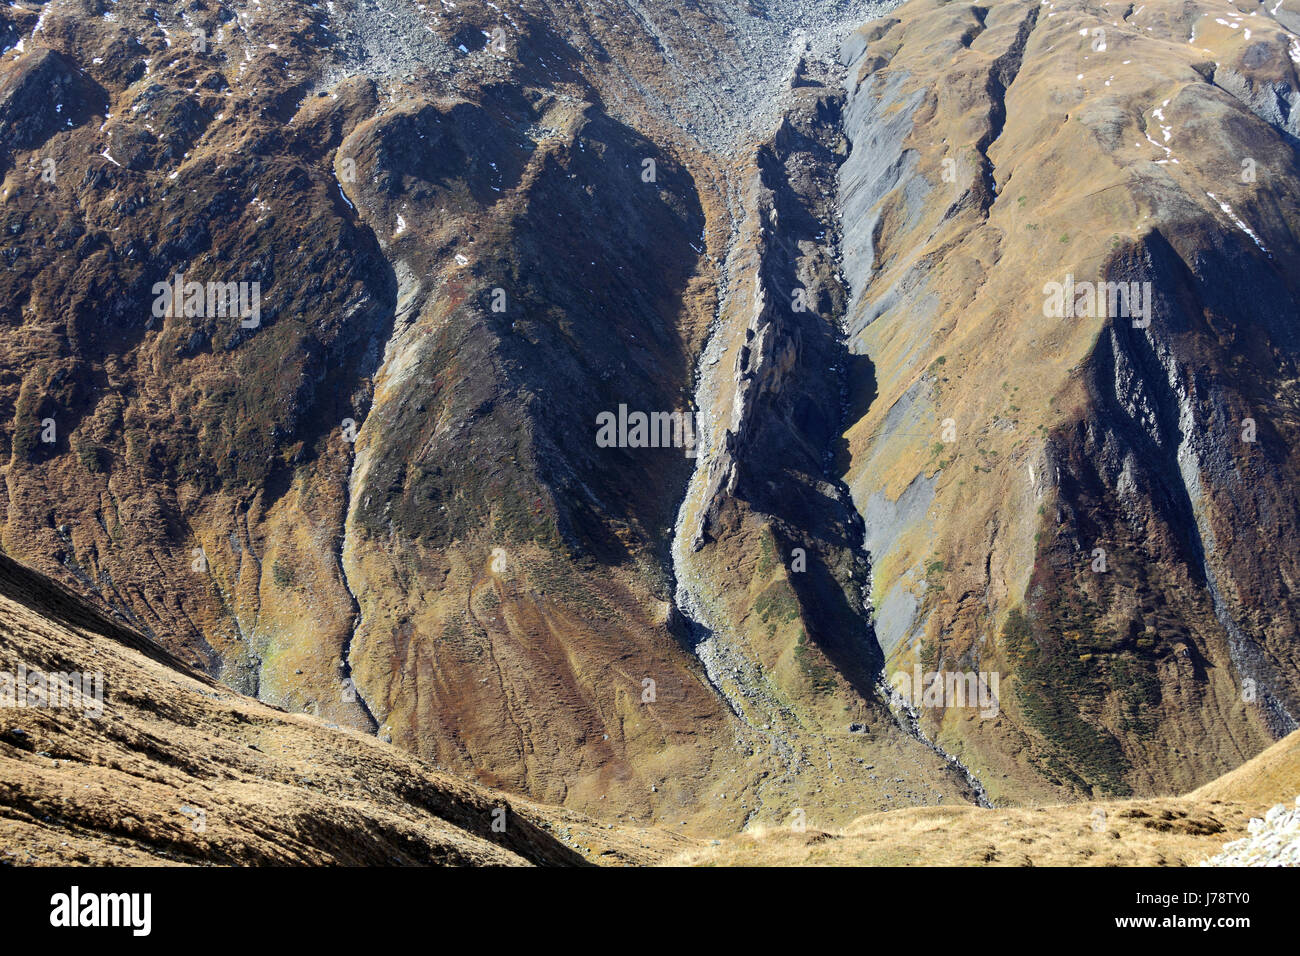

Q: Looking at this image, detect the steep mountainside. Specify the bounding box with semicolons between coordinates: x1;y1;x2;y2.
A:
832;0;1300;804
0;0;972;832
2;0;1299;837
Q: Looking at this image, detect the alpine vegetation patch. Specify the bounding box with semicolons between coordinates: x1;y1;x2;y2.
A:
0;664;104;718
595;404;698;458
889;664;1001;718
1042;274;1152;328
151;271;261;328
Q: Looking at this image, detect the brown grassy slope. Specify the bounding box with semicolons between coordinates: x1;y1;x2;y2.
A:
0;552;690;865
675;728;1300;866
0;0;400;731
1191;730;1300;805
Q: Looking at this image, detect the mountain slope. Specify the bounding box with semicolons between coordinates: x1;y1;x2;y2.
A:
829;0;1300;803
2;0;1300;833
0;550;687;865
0;0;977;830
6;540;1290;867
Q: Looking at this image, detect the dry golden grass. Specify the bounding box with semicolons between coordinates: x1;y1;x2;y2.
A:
670;795;1281;867
672;728;1300;865
1191;732;1300;805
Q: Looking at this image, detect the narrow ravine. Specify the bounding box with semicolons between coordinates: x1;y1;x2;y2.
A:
334;262;428;737
668;24;990;814
880;678;994;808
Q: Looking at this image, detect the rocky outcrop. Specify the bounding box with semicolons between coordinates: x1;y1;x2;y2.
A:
0;49;106;164
1202;796;1300;866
